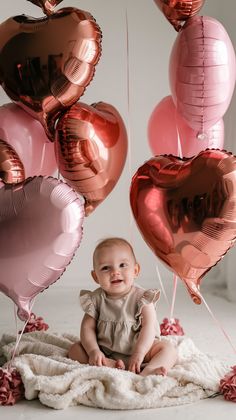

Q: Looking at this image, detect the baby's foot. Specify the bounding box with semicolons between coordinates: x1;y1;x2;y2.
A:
104;357;125;370
115;359;125;370
140;366;167;377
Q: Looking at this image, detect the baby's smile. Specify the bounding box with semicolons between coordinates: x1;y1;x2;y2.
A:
110;279;123;285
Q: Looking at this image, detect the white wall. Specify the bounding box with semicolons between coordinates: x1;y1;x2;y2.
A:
0;0;235;298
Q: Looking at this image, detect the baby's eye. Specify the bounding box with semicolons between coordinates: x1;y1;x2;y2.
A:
120;262;128;268
101;266;109;271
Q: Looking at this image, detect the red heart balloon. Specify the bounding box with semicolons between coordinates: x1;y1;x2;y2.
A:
130;150;236;304
55;102;128;216
0;139;25;184
153;0;205;31
0;8;102;138
0;176;84;320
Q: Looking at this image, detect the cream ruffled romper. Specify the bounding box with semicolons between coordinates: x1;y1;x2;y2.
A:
80;285;161;364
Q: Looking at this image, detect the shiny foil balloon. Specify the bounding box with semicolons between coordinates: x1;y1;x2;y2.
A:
0;139;25;184
0;103;57;177
0;176;84;320
169;16;236;135
130;150;236;304
55;102;128;216
148;96;224;158
27;0;64;15
154;0;205;31
0;8;102;138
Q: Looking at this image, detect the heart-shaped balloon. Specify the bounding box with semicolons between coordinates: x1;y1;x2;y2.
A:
0;8;102;138
153;0;205;31
27;0;64;16
169;16;236;134
0;138;25;184
0;103;57;177
148;96;224;158
130;150;236;304
55;102;128;216
0;176;84;320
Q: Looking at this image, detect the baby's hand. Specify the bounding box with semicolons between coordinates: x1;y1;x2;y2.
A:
88;349;107;367
128;352;144;374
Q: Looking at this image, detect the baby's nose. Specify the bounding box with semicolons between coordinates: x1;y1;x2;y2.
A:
111;267;120;275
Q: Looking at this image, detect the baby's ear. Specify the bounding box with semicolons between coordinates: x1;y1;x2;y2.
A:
134;262;140;278
91;270;99;284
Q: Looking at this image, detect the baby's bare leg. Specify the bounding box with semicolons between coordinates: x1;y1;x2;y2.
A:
68;341;89;363
141;340;177;377
68;342;125;369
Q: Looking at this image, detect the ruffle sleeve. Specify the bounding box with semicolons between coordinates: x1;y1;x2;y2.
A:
134;289;161;331
79;289;98;320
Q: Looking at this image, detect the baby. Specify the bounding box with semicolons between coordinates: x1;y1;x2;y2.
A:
68;237;177;376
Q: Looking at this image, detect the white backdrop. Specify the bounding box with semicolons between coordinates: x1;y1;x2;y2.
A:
0;0;236;300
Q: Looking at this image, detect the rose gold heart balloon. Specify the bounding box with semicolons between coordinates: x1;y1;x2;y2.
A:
154;0;205;31
130;150;236;304
27;0;64;16
0;139;25;184
0;8;102;139
55;102;128;216
0;176;84;320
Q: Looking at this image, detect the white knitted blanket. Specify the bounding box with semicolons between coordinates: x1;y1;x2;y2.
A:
0;332;229;410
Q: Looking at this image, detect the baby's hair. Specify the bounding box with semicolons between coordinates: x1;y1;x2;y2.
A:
93;237;137;267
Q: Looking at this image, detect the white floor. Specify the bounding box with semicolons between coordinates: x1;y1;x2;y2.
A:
0;283;236;419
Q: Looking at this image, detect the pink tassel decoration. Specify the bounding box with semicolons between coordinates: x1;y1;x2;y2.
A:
0;367;24;405
160;318;184;336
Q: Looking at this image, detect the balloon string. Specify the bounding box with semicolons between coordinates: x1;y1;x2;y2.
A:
199;291;236;355
8;300;35;370
125;6;134;245
40;143;46;174
155;264;170;308
168;111;183;319
155;266;178;322
13;303;19;342
176;112;183;159
169;274;178;321
177;132;183;159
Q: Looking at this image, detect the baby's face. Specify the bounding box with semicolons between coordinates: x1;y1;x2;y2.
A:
91;243;140;298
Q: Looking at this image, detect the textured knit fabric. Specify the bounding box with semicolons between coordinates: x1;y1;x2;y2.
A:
0;331;230;410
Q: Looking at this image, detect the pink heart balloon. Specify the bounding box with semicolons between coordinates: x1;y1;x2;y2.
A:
0;103;57;178
148;96;224;157
169;16;236;134
0;176;84;320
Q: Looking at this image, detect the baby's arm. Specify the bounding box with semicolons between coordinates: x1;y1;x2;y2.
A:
80;314;107;366
128;304;157;373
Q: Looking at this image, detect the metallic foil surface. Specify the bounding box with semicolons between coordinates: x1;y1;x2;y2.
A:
0;138;25;184
130;150;236;304
55;101;128;216
0;7;102;138
154;0;205;31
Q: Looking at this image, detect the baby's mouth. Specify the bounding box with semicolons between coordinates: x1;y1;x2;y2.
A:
111;279;123;284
